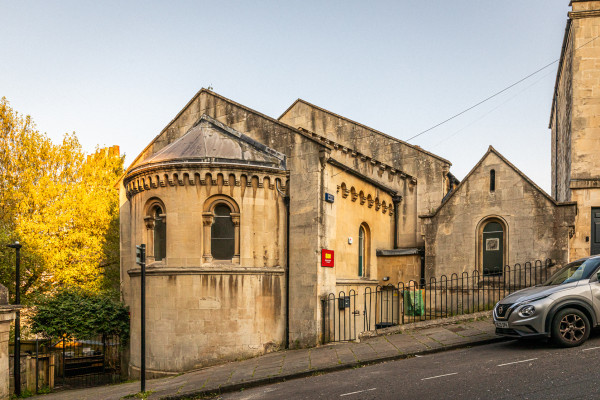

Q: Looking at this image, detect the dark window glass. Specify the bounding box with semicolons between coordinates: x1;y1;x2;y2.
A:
490;170;496;192
211;204;235;260
154;207;166;261
358;226;365;277
483;221;502;233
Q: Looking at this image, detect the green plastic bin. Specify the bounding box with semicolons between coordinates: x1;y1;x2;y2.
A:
403;289;425;317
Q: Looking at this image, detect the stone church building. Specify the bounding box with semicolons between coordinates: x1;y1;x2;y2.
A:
119;0;600;377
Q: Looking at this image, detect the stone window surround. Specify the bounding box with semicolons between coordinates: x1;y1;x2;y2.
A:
202;195;240;264
358;222;371;278
475;215;509;273
144;197;167;264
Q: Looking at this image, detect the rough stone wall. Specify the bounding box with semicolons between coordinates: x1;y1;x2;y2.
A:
550;25;573;202
279;101;450;246
122;90;327;350
376;255;421;285
128;272;284;376
0;318;11;400
553;3;600;260
421;151;576;277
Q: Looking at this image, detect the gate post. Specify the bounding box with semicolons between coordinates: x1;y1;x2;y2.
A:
321;297;326;345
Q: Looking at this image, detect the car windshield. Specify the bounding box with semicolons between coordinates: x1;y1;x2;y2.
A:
543;258;600;286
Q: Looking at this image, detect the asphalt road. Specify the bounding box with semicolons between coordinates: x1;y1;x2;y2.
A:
215;331;600;400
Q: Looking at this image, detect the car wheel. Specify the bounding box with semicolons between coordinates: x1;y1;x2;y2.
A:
551;308;590;347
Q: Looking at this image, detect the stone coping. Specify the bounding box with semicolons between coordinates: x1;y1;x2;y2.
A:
128;265;285;277
358;310;493;340
0;305;20;322
376;248;421;256
336;278;379;286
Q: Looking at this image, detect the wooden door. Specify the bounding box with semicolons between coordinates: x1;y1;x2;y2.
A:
482;221;503;274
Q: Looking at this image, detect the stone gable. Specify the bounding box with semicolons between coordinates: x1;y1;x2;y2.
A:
421;147;576;277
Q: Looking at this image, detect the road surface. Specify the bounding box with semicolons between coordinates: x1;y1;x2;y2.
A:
216;332;600;400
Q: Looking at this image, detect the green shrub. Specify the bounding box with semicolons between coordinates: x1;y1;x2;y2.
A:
30;289;129;342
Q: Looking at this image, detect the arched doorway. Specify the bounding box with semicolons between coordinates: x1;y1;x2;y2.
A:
481;220;504;274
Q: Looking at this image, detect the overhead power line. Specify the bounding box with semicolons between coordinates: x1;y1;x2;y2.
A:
330;34;600;178
406;34;600;142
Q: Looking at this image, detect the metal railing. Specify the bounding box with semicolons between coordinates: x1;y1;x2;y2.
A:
52;334;122;389
322;259;554;343
10;334;123;394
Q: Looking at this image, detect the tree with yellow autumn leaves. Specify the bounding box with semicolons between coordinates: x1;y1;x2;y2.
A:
0;97;123;301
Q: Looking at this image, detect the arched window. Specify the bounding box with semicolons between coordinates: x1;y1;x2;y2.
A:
490;169;496;192
153;206;166;261
144;199;166;263
358;223;370;277
211;204;235;260
358;226;365;277
477;217;508;275
202;195;240;263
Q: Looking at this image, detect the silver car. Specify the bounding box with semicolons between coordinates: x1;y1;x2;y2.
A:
494;256;600;347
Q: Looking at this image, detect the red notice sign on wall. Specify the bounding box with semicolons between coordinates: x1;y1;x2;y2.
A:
321;249;334;268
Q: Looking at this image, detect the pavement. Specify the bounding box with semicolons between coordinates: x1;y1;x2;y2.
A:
33;312;502;400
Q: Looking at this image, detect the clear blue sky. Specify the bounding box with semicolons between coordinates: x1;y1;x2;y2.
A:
1;1;571;191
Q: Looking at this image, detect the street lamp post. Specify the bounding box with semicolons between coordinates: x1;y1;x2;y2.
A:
135;244;146;393
6;241;22;397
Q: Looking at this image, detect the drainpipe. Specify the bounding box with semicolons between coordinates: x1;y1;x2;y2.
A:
277;180;290;349
392;196;402;249
419;248;426;288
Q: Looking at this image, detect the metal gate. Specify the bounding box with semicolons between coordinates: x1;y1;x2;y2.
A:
321;290;360;343
51;335;122;389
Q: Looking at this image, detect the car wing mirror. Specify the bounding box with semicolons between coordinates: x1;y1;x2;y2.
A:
597;271;600;281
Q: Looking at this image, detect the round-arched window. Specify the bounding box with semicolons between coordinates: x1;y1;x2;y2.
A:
358;225;367;277
153;205;166;261
211;204;235;260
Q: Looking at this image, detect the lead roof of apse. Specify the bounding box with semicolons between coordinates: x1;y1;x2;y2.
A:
127;114;286;175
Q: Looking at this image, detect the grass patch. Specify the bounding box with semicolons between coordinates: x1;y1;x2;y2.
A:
122;390;155;399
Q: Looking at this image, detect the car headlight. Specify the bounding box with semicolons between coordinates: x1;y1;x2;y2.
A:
518;305;536;318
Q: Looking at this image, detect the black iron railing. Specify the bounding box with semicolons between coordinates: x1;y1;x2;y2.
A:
9;334;123;394
52;334;122;389
322;259;554;343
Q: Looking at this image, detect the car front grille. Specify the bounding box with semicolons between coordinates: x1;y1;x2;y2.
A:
496;328;518;336
495;303;513;319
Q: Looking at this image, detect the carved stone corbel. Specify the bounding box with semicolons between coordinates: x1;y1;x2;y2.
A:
319;148;331;168
144;216;155;230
